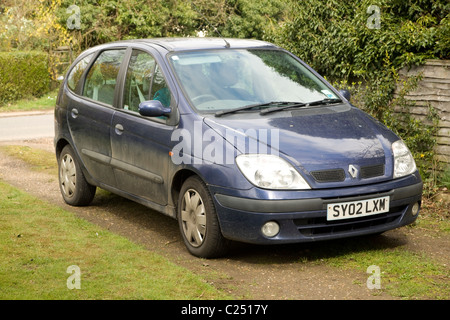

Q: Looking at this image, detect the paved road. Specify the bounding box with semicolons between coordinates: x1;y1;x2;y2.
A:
0;111;54;142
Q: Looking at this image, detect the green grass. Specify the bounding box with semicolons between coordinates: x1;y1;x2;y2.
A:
309;236;450;299
415;199;450;234
439;166;450;189
0;181;231;299
0;145;57;176
0;89;58;112
1;145;449;300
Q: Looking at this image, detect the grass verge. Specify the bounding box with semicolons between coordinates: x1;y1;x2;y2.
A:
0;89;58;113
306;235;449;299
1;145;449;300
0;180;231;299
0;145;57;176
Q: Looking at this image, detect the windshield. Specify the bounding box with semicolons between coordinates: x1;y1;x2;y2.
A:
169;49;338;113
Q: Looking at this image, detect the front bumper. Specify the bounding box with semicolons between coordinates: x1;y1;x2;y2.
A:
211;179;423;244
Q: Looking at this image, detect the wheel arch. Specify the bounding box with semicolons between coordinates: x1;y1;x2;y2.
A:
170;169;201;213
55;138;70;159
55;138;97;188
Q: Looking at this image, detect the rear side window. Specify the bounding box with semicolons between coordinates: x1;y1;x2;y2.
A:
67;53;94;92
82;49;126;106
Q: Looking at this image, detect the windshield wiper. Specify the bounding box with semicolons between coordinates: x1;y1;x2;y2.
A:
260;98;342;115
308;98;342;106
214;99;342;117
214;101;301;117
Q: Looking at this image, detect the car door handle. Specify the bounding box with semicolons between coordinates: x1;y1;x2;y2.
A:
71;108;79;119
115;124;124;135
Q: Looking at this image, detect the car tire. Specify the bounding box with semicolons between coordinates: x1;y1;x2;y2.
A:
177;176;230;258
58;145;96;206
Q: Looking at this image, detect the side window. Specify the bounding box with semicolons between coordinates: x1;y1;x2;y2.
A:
67;53;94;92
124;50;172;113
82;49;126;105
151;65;171;108
123;50;155;112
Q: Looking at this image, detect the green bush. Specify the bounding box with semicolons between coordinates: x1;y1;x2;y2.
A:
439;166;450;189
0;51;50;105
267;0;449;78
266;0;448;191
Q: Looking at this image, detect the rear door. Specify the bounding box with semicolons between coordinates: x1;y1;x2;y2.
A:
110;48;178;205
67;48;126;187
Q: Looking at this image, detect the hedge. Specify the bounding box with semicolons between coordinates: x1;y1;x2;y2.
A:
0;51;50;105
267;0;449;81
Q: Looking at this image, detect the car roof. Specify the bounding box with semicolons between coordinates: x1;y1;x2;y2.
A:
141;37;277;51
86;37;277;54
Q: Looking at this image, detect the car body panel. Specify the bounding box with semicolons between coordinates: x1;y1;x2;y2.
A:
203;105;398;189
110;110;174;205
66;90;117;187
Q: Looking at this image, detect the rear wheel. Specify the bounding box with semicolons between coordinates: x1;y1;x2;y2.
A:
58;145;96;206
177;176;230;258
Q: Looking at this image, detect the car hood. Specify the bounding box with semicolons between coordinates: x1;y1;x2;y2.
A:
203;105;399;188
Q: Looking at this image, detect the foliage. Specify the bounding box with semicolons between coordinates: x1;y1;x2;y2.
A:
49;0;286;52
439;166;450;189
0;1;39;50
1;0;447;77
0;51;50;104
267;0;449;78
0;0;448;188
385;74;440;188
0;0;286;101
266;0;448;188
0;0;287;63
221;0;287;39
0;89;58;112
0;0;75;85
266;0;448;122
0;0;73;51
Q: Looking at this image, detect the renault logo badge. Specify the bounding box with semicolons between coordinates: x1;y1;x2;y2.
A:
348;165;358;179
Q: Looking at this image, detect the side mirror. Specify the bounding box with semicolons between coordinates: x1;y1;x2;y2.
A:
138;100;171;117
339;89;351;101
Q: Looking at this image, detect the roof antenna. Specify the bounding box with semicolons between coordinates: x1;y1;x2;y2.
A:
190;1;230;48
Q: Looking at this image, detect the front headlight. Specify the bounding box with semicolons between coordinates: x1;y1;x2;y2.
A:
235;154;310;189
392;140;417;178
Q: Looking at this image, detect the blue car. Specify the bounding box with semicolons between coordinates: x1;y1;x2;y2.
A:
55;38;422;258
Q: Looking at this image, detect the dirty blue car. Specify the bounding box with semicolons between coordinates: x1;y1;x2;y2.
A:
54;38;422;258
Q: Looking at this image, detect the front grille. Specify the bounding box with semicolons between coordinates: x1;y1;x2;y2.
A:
293;205;405;237
310;169;345;182
310;164;385;183
361;164;385;179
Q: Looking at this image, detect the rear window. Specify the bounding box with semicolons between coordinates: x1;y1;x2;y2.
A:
82;49;126;106
67;53;94;92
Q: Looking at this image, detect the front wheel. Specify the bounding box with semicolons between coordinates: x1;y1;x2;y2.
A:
58;145;96;206
177;176;230;258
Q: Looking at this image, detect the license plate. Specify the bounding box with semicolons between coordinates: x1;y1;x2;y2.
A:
327;196;390;221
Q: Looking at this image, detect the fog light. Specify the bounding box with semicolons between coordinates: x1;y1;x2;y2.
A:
261;221;280;238
411;202;420;216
